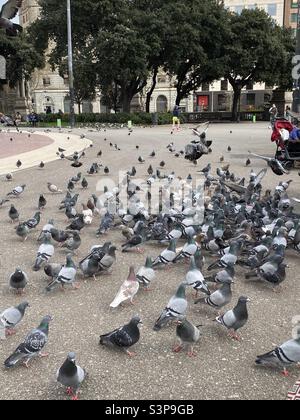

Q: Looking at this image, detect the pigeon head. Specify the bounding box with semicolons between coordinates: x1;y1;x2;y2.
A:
145;257;153;268
131;315;142;326
17;302;30;313
238;296;251;304
67;352;76;363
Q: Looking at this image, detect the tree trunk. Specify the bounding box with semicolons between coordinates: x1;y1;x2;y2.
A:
146;67;158;113
77;102;82;114
231;88;241;122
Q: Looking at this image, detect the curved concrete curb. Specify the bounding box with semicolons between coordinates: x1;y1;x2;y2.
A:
0;130;92;175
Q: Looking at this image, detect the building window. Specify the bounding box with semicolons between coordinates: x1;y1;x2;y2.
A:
267;4;277;17
246;93;256;106
291;13;298;23
246;81;254;90
156;95;168;113
221;79;228;91
43;77;51;87
201;82;210;91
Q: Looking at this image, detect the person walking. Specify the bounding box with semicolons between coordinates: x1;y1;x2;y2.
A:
269;103;278;129
172;105;181;131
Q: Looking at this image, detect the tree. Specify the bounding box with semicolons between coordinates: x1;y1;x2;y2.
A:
0;30;44;88
224;9;295;121
162;0;229;106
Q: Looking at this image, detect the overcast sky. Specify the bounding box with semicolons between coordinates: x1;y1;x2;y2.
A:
0;0;19;22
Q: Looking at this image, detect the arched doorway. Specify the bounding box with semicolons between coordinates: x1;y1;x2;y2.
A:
156;95;168;113
64;96;71;113
43;96;55;114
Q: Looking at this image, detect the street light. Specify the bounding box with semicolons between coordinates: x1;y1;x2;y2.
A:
67;0;75;128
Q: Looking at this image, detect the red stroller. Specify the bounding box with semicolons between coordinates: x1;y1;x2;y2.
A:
271;119;300;169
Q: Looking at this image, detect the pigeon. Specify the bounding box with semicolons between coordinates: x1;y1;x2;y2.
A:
5;173;13;181
246;158;251;167
121;228;148;253
104;166;110;175
207;240;243;271
245;253;287;289
195;278;233;311
185;257;210;296
81;178;88;189
46;254;78;292
249;151;289;176
9;268;28;294
152;239;177;268
153;284;187;331
47;183;62;193
0;198;9;207
0;302;29;338
136;257;156;290
61;231;81;254
256;334;300;377
99;315;142;357
7;184;26;197
173;236;198;263
33;233;55;271
205;266;235;285
138;156;145;164
110;266;139;308
173;319;201;357
39;161;45;169
4;315;53;369
216;296;250;340
16;159;22;168
44;263;63;281
8;204;19;223
24;211;41;229
38;195;47;210
50;228;69;244
15;223;30;241
98;245;117;273
56;352;86;400
66;214;85;231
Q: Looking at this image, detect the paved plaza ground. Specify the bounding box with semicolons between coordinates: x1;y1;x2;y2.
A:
0;122;299;400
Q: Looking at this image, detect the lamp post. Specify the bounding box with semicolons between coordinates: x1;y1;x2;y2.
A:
67;0;75;128
292;0;300;113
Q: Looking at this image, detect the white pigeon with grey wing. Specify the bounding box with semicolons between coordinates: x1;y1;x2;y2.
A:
136;257;156;289
33;233;54;271
46;255;77;292
7;184;26;198
185;257;210;296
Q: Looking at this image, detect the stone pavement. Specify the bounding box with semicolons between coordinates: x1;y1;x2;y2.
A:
0;130;92;175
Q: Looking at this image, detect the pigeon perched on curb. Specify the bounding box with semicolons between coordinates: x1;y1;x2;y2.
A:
4;315;53;369
173;319;201;357
99;315;142;357
110;266;139;308
154;284;187;331
56;352;86;400
9;269;28;294
46;255;77;292
0;302;30;338
256;333;300;377
136;257;156;290
216;296;250;341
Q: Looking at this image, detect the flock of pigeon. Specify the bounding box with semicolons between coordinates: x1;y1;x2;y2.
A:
0;125;300;400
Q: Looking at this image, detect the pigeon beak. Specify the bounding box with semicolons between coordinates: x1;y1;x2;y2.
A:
246;298;251;302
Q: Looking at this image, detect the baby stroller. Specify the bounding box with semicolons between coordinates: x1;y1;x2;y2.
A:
0;114;16;127
271;119;300;169
185;122;213;162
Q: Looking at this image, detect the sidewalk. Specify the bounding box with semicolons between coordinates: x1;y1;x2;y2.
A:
0;130;92;175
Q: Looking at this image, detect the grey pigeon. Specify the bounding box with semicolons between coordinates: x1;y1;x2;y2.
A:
0;302;29;338
185;257;210;296
7;184;26;198
195;278;233;312
153;284;187;331
245;253;287;289
205;266;235;284
46;254;77;292
56;352;86;400
33;233;55;271
173;236;198;263
9;268;28;294
99;315;142;357
216;296;250;340
136;257;156;290
15;223;30;241
208;240;243;271
61;231;81;253
44;263;63;281
256;333;300;377
4;315;52;369
8;204;19;223
24;211;41;229
173;319;201;357
152;239;177;268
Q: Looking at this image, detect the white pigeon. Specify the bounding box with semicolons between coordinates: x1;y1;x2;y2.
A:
110;266;139;308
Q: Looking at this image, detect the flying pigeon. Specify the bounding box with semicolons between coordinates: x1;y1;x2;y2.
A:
99;315;142;357
56;352;86;400
4;315;52;369
249;151;288;176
